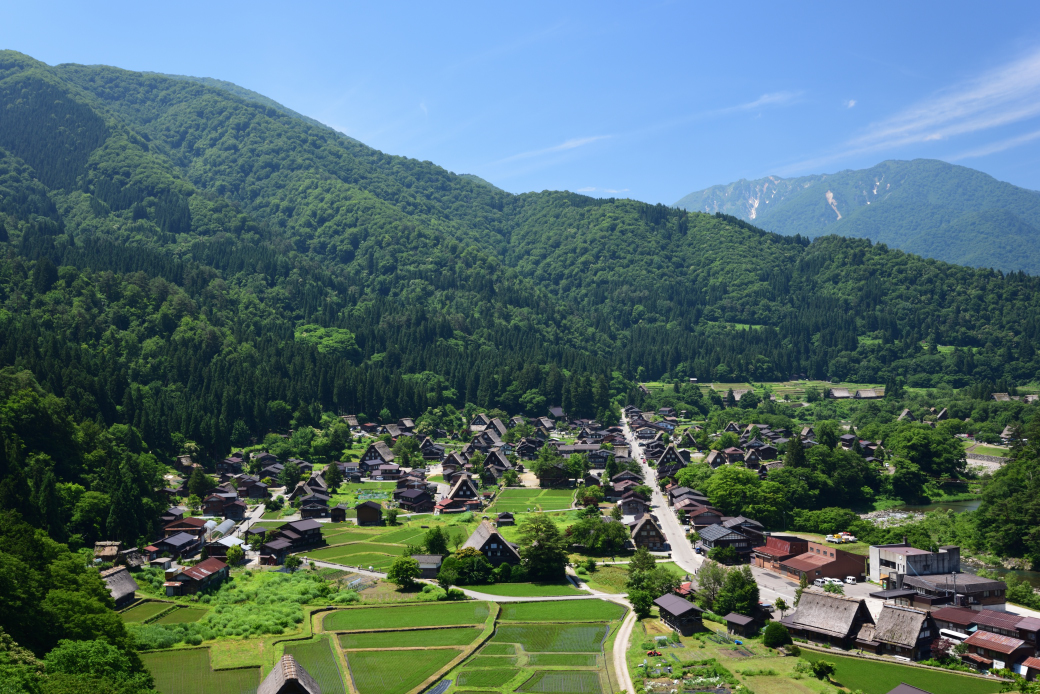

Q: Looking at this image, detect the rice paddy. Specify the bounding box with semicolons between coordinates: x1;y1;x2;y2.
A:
284;636;345;694
324;602;490;631
141;648;259;694
338;627;482;649
154;607;208;625
490;489;574;513
120;600;173;622
456;668;520;688
498;600;626;622
490;624;610;652
526;654;598;667
516;670;602;694
346;648;462;694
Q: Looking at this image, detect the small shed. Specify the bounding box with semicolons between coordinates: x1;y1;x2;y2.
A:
356;500;383;526
330;504;351;523
411;554;445;579
724;612;758;637
653;593;704;636
497;512;515;526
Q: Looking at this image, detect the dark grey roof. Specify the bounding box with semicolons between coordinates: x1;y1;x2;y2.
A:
698;524;747;543
885;685;934;694
161;532;196;548
654;593;702;617
725;612;755;626
282;519;322;532
901;573;1005;593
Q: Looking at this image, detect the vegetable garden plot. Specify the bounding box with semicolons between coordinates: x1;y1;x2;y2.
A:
491;624;610;652
499;600;625;622
324;602;490;631
517;671;602;694
284;636;345;694
346;648;461;694
456;669;518;688
142;648;259;694
339;627;482;649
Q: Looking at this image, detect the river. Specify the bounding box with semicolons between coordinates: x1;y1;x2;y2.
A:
890;498;982;513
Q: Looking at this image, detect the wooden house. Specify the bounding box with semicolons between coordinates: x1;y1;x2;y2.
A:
780;591;875;649
654;594;704;636
629;514;666;551
355;500;383;526
462;520;521;566
856;605;936;661
100;566;139;609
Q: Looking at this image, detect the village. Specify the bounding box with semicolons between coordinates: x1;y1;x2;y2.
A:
86;390;1040;694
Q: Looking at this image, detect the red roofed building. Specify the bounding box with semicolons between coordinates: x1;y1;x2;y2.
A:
963;630;1033;671
752;535;809;573
166;558;229;596
779;542;866;583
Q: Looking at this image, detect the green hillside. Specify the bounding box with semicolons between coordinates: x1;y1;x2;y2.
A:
674;159;1040;273
0;49;1038;469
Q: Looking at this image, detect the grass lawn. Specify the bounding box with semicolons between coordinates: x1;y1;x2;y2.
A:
801;650;1001;694
284;636;345;694
577;565;629;594
970;444;1009;457
345;648;461;694
324;602;490;631
655;561;694;578
490;488;575;513
456;669;520;688
119;601;171;622
516;670;602;694
498;599;626;622
154;607;208;624
491;623;610;652
142;648;260;694
338;626;482;649
469;582;583;597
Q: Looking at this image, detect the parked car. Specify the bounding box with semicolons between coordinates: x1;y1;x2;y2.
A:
824;577;844;586
845;576;857;584
813;578;827;587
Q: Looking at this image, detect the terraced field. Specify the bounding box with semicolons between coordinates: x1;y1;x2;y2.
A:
490;489;574;513
324;602;490;631
516;670;602;694
498;600;625;622
142;648;259;694
345;648;461;694
284;636;345;694
491;624;610;652
457;669;520;688
119;601;171;622
155;607;208;624
338;627;482;649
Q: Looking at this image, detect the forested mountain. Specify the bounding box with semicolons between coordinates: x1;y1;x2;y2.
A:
0;48;1039;472
674;159;1040;273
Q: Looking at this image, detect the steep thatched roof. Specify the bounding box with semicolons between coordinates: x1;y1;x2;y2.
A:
100;566;138;603
873;605;928;648
780;590;873;638
258;655;320;694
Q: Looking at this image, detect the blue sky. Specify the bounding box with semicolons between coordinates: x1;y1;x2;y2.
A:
5;1;1040;203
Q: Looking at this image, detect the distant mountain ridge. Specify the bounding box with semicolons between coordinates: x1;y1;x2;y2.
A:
674;159;1040;274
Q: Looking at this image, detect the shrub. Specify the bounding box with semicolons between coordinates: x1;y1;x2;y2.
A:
761;622;791;649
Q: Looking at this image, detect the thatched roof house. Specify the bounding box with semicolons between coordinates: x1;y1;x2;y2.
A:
258;655;320;694
100;566;139;609
858;605;935;660
780;590;874;648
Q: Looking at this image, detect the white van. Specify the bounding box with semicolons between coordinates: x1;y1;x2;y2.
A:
813;578;826;587
845;576;857;585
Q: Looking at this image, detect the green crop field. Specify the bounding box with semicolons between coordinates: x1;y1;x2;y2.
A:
120;601;171;622
463;655;518;668
456;669;519;688
142;648;260;694
325;602;490;631
346;648;461;694
491;489;574;513
378;527;428;544
499;599;626;622
338;627;482;649
479;643;515;655
155;607;208;625
470;583;582;597
491;624;610;652
516;671;602;694
314;542;408;556
284;636;346;694
527;654;598;667
801;651;1001;694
